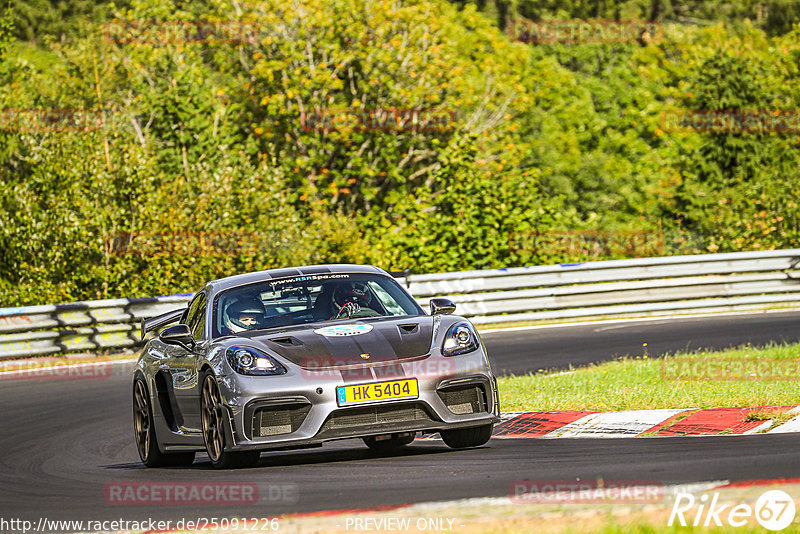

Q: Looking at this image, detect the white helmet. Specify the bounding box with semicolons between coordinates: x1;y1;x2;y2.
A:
223;297;266;333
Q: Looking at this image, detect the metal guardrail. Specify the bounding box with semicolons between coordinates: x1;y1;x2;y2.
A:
407;249;800;324
1;249;799;359
0;295;192;359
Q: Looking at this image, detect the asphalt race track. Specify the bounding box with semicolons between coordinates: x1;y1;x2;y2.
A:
1;311;799;526
483;310;800;375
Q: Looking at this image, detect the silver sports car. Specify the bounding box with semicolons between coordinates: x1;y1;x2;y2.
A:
132;264;500;468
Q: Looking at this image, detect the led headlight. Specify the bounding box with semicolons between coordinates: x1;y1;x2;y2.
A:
226;346;286;376
441;322;479;356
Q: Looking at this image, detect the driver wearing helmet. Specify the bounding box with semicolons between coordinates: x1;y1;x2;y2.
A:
330;281;377;319
224;296;267;333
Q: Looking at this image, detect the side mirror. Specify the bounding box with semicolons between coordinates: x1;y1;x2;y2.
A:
159;324;195;351
429;298;456;316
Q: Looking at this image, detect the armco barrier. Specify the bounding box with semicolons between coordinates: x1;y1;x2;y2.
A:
0;295;191;359
1;249;799;359
408;249;800;324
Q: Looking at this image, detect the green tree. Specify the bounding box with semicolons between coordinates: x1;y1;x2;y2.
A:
668;47;800;251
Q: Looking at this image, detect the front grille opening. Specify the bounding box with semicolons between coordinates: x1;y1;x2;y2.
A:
320;403;433;433
252;403;311;437
437;384;488;415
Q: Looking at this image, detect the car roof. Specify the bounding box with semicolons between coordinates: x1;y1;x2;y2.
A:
205;264;389;294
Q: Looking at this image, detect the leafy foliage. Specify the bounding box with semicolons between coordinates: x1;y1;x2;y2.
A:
461;0;800;36
0;0;798;306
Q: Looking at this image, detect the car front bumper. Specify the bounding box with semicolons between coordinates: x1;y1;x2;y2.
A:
216;349;500;452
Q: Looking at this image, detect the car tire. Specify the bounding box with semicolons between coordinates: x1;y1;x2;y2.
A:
133;376;196;467
440;424;493;449
200;371;261;469
362;432;415;450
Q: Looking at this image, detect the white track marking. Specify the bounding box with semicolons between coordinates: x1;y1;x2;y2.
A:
544;409;691;438
743;420;774;434
336;480;731;512
768;414;800;434
478;309;800;335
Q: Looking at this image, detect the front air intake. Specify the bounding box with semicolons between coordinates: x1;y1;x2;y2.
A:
252;403;311;437
437;384;487;415
318;403;433;433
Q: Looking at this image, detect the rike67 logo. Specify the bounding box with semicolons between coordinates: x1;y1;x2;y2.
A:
669;490;796;531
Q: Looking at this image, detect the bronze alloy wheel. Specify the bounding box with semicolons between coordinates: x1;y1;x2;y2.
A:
201;375;225;463
201;372;261;469
132;376;195;467
133;379;151;460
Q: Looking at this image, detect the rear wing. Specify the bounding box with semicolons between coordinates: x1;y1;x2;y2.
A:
388;269;410;288
141;308;185;340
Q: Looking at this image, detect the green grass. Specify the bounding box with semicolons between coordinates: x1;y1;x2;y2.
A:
498;342;800;412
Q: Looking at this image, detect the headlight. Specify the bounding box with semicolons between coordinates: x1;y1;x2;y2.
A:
226;346;286;376
441;322;479;357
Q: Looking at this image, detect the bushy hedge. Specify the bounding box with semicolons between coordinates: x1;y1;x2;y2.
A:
0;0;798;306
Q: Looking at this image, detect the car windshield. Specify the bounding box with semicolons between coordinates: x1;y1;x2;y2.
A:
212;272;423;337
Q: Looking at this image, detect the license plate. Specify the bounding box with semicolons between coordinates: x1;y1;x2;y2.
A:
336;378;418;406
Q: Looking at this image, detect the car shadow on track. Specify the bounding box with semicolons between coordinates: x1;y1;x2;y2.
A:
103;441;474;471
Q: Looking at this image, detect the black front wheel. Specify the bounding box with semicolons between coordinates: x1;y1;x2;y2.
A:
133;377;195;467
200;372;260;469
440;424;493;449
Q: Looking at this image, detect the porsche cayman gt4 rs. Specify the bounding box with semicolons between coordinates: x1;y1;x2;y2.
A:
132;264;500;468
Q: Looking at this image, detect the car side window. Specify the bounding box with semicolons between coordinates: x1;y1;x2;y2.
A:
185;293;207;341
192;302;207;340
